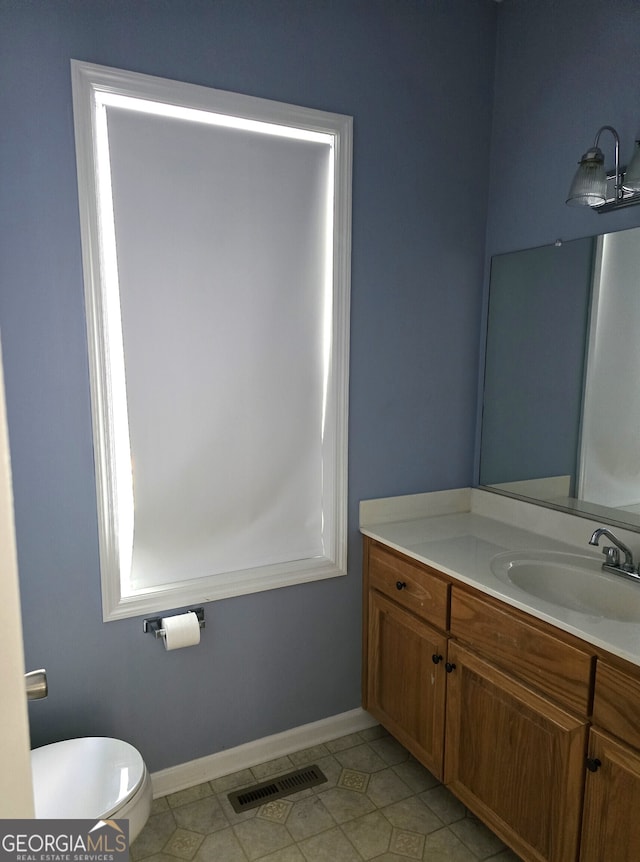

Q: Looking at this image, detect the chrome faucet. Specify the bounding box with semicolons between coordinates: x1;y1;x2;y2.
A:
589;527;640;581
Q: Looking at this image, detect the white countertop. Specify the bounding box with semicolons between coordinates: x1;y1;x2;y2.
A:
361;499;640;667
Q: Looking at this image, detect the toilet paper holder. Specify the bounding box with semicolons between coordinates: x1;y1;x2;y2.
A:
143;607;205;639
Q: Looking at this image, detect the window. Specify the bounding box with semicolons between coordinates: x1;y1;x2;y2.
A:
71;61;352;621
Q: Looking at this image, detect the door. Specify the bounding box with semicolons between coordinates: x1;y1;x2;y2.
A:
367;589;447;779
444;641;587;862
0;340;34;816
581;728;640;862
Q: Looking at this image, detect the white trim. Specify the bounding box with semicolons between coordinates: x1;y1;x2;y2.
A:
71;60;352;621
150;708;377;798
106;558;348;621
577;234;604;502
0;337;34;816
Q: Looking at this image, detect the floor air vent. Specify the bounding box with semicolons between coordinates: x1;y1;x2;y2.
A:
228;764;327;813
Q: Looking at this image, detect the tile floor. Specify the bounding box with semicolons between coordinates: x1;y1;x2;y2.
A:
131;725;523;862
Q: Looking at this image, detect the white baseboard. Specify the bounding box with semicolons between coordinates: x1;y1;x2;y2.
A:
150;707;378;798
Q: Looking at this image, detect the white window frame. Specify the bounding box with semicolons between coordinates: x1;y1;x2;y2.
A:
71;61;352;621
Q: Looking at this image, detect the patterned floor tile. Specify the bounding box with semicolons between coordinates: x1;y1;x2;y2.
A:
420;785;467;824
325;733;363;753
150;797;170;815
285;795;336;842
131;727;524;862
131;854;181;862
316;786;376;824
365;768;413;808
296;826;362;862
254;847;306;862
337;768;370;793
389;827;425;860
391;758;440;794
257;799;293;824
210;768;255;795
233;815;294;861
163;828;204;860
311;754;344;789
289;744;330;767
131;811;178;860
194;827;248;862
358;725;389;742
450;817;507;859
166;783;213;809
340;810;392;859
366;855;419;862
487;850;523;862
382;795;443;835
172;795;228;834
422;826;479;862
334;743;388;774
368;735;411;766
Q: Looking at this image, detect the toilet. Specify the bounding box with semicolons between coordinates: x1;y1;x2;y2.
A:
31;737;152;842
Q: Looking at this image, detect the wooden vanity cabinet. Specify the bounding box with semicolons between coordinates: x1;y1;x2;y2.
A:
444;639;588;862
580;729;640;862
366;539;449;627
362;537;596;862
591;659;640;750
580;659;640;861
446;587;592;862
449;587;594;716
363;537;640;861
363;540;450;779
367;590;448;777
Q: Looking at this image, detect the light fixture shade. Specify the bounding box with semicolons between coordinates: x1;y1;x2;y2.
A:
566;147;607;207
623;140;640;192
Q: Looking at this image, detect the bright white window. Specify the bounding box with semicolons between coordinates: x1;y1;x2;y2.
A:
71;61;352;621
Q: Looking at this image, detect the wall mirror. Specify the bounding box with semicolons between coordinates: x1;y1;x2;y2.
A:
479;224;640;532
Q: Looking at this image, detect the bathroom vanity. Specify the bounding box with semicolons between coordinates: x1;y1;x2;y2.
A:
361;490;640;862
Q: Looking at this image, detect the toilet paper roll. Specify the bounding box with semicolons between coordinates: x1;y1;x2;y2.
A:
161;612;201;650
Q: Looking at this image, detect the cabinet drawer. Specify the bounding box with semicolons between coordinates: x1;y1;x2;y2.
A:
368;542;449;630
450;587;594;715
593;660;640;750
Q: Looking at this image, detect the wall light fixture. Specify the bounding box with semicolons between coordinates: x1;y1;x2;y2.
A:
566;125;640;213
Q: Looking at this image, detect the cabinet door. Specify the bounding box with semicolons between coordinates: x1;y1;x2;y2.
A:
444;641;587;862
367;589;447;779
581;728;640;862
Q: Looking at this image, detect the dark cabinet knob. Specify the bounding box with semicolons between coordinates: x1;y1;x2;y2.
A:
445;662;456;673
396;581;407;590
432;654;443;664
586;757;602;773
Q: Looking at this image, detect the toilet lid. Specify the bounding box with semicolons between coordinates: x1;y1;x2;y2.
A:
31;737;146;819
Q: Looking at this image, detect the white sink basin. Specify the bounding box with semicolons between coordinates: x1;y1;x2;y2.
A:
490;549;640;622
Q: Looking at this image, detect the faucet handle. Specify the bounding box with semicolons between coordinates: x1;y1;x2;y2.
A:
603;546;621;567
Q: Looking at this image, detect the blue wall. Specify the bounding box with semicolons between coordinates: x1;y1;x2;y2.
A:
475;0;640;487
487;0;640;255
0;1;496;771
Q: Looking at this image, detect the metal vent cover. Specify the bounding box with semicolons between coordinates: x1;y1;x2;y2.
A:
228;764;327;813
